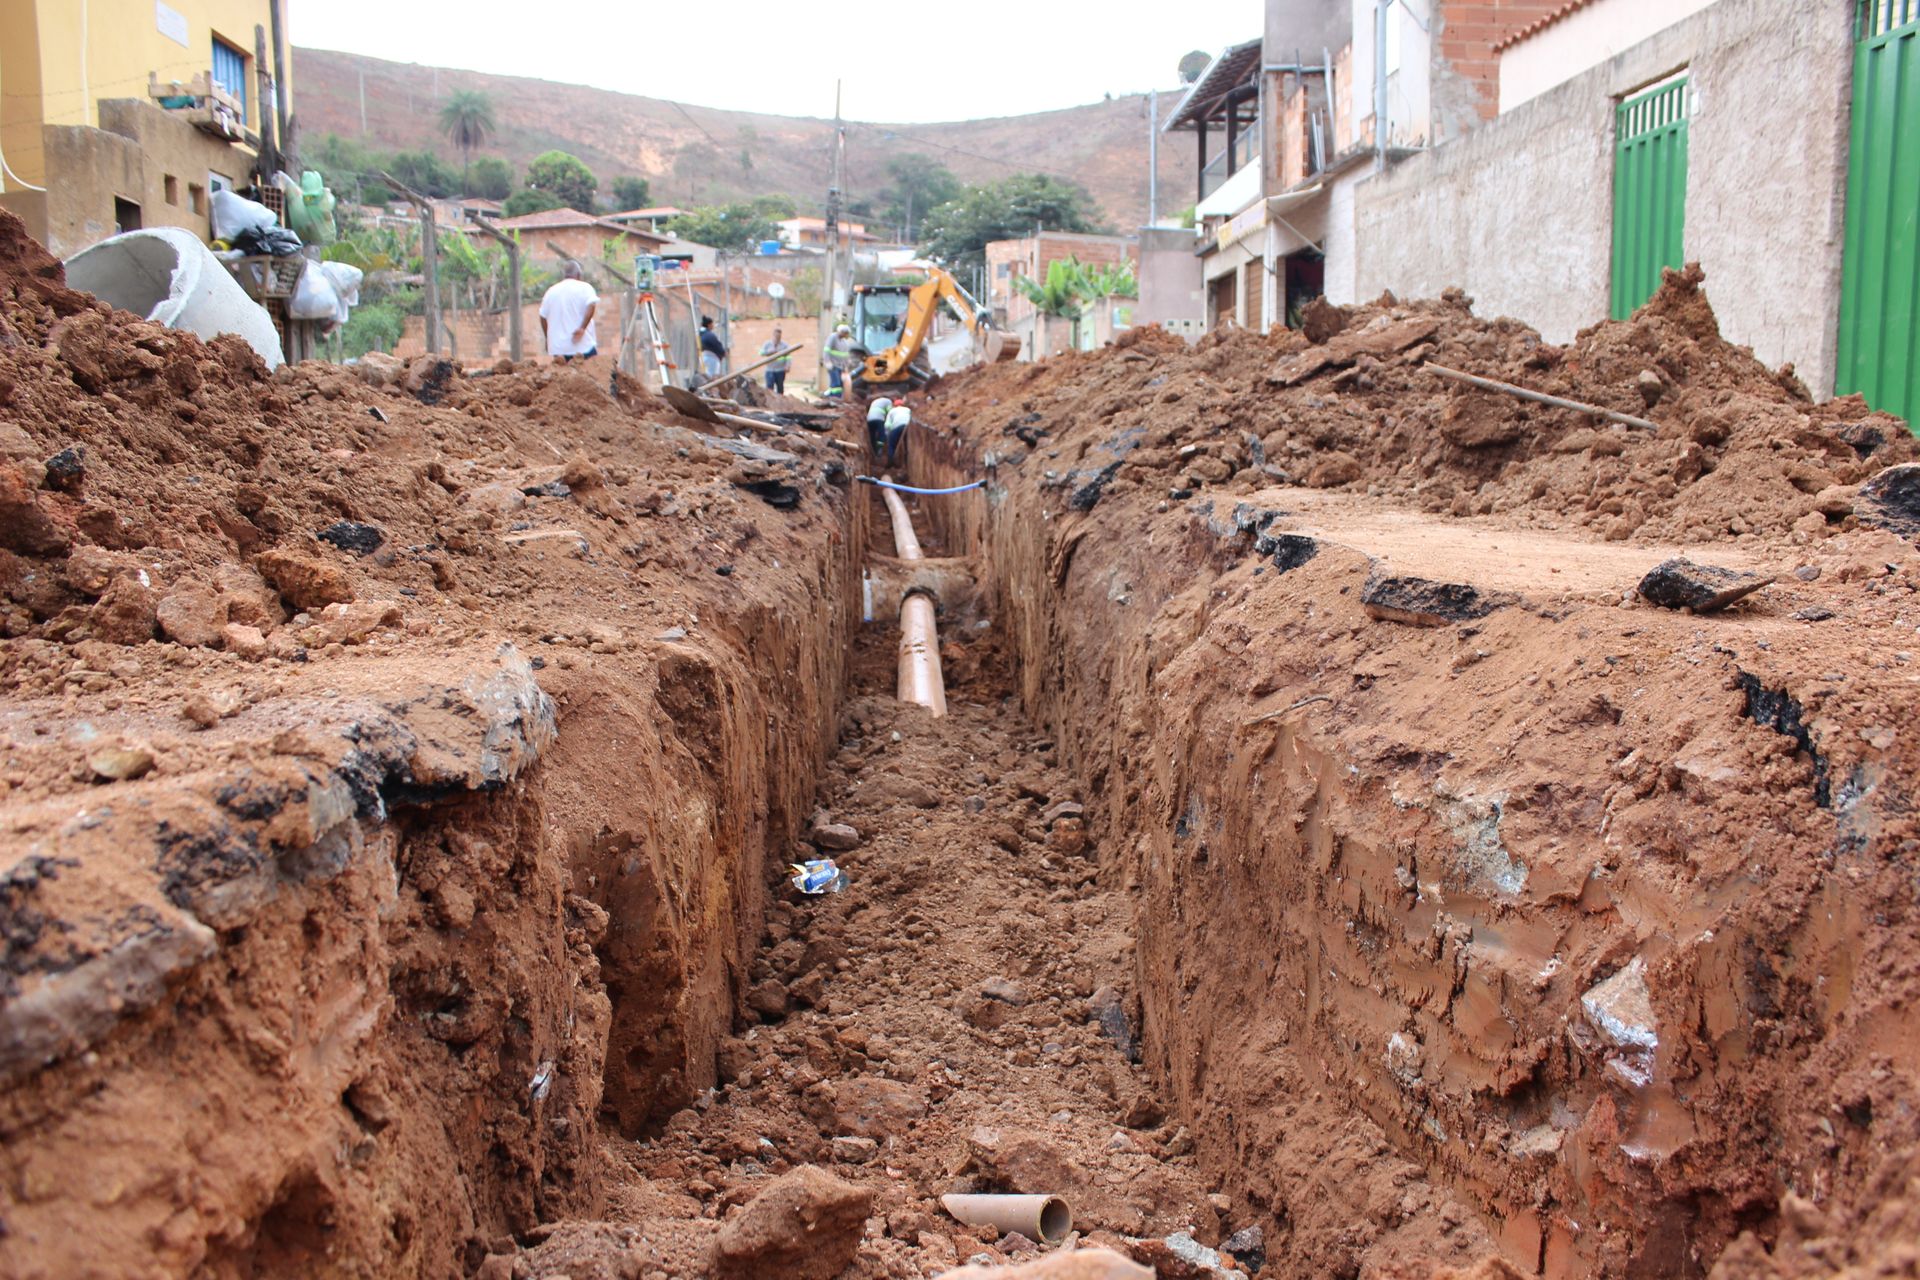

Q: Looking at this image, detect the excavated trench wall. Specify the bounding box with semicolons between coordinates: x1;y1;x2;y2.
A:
903;419;1920;1277
0;494;868;1278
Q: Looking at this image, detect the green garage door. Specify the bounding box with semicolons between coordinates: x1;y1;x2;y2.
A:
1611;76;1691;320
1837;0;1920;429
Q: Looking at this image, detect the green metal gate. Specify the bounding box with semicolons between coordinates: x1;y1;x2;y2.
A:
1837;0;1920;429
1610;77;1691;319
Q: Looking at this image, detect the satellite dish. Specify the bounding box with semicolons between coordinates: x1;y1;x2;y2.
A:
767;281;787;299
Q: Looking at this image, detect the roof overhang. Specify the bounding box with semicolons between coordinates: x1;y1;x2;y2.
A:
1164;39;1263;132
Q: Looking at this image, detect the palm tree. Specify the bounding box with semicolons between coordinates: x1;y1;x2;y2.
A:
438;90;497;196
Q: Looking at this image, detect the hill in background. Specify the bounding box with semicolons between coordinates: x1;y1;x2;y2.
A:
293;48;1198;232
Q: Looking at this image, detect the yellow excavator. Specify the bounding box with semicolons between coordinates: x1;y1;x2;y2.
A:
848;265;1021;397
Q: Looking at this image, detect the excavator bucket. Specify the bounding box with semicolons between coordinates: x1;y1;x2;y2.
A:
983;330;1022;363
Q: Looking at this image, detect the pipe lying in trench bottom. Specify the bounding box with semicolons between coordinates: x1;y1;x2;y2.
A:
879;484;947;717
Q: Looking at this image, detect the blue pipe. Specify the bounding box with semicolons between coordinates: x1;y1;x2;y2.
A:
855;476;985;495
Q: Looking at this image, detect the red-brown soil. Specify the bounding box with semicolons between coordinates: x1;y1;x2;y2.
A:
6;194;1920;1280
901;271;1920;1278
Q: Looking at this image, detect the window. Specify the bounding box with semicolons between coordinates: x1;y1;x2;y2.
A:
164;175;179;206
114;198;142;234
210;37;248;122
188;183;205;215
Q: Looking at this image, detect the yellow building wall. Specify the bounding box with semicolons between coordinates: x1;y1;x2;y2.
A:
1;0;287;189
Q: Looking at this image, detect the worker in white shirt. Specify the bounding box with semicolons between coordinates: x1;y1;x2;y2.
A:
864;396;894;455
537;261;598;363
882;402;911;470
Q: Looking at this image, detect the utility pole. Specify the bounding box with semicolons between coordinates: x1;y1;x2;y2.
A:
820;80;844;393
1148;88;1158;225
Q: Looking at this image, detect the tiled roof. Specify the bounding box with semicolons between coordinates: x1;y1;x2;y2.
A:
494;207;666;242
1493;0;1603;53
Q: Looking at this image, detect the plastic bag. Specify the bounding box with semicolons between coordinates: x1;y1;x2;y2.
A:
210;189;277;242
280;170;338;246
288;260;342;321
318;261;362;317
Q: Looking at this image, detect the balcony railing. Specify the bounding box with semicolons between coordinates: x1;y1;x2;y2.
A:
1199;125;1262;200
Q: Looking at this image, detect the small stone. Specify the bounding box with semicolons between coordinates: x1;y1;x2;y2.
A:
830;1135;879;1163
222;623;268;659
1636;369;1666;407
746;979;789;1021
1793;565;1822;581
315;520;386;556
707;1165;872;1280
810;822;861;852
1222;1225;1267;1272
88;745;154;781
981;977;1026;1005
1636;558;1774;613
1207;1194;1232;1213
1858;463;1920;538
1862;725;1896;750
1041;800;1085;826
89;575;157;644
1088;985;1138;1062
1792;605;1836;622
307;600;402;646
155;583;228;648
42;446;86;491
1362;573;1512;626
1162;1125;1194;1157
830;1076;925;1139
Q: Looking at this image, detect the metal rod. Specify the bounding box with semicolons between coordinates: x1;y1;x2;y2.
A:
1422;362;1661;431
693;343;805;391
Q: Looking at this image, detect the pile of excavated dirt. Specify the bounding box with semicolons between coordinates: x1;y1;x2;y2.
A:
918;267;1915;546
0;209;869;1277
901;278;1920;1278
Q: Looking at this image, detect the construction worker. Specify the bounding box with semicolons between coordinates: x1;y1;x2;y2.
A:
538;261;598;363
825;323;857;397
760;327;792;394
883;402;911;470
865;396;894;454
699;316;727;380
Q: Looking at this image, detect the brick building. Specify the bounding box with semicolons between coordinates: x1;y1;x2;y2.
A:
495;206;667;269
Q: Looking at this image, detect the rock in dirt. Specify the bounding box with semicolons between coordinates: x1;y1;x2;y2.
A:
304;600;402;647
746;978;790;1021
154;583;227;648
42;446;85;491
1088;985;1139;1062
1636;558;1774;613
810;821;861;851
830;1135;879;1163
831;1075;926;1138
87;745;154;781
934;1249;1152;1280
315;520;386;555
255;547;354;610
859;773;941;809
1222;1224;1267;1272
221;622;267;659
1858;463;1920;538
707;1165;872;1280
1361;574;1512;627
0;464;69;554
88;575;157;644
1129;1232;1230;1278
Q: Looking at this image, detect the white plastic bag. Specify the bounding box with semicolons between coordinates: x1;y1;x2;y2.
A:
318;260;362;308
209;189;277;243
288;260;342;320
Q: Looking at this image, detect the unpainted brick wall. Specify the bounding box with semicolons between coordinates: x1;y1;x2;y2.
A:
1438;0;1570;120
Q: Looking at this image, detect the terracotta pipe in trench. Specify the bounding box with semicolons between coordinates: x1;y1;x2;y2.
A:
879;485;947;717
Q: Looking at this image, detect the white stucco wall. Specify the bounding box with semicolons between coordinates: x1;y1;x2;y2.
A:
1350;0;1856;396
1499;0;1721;112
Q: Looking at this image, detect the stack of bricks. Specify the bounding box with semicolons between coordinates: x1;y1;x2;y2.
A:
1437;0;1578;119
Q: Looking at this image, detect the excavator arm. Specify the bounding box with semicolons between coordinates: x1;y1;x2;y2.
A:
859;266;1019;390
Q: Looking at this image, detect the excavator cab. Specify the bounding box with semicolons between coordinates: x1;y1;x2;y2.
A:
851;285;910;358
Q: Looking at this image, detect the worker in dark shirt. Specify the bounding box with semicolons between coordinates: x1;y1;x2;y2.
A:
699;317;727;380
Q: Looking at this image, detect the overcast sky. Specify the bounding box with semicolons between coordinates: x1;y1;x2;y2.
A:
290;1;1259;123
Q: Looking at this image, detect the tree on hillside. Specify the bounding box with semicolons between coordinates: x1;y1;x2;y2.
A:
918;174;1106;277
524;150;598;212
879;154;960;240
503;187;565;218
610;175;652;211
387;149;460;198
665;199;788;251
439;90;497;194
469;156;514;201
